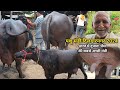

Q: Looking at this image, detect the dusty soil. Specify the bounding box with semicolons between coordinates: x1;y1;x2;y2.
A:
0;60;94;79
0;34;118;79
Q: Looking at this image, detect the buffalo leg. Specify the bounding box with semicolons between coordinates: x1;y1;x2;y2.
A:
105;65;114;78
50;75;55;79
45;74;54;79
7;64;11;69
67;73;72;79
65;42;69;50
79;65;87;79
58;41;65;50
15;58;25;78
2;63;5;70
45;71;54;79
47;41;50;50
95;66;107;79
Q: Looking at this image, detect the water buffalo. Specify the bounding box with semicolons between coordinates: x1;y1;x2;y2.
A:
41;11;74;50
14;46;87;79
0;19;33;78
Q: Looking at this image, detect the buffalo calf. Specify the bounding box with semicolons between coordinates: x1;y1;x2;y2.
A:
14;46;87;79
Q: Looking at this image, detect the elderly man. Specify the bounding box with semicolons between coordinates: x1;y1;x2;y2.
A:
86;11;120;47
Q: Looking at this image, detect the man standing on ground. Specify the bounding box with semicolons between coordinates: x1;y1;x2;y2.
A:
75;11;87;38
27;11;46;50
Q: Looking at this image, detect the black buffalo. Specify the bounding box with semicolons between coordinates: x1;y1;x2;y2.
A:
0;19;33;78
41;11;74;50
14;46;87;79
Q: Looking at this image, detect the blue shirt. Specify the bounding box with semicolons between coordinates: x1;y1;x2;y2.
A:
34;15;44;39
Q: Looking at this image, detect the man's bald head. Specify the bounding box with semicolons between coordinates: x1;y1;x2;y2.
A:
93;11;111;23
92;11;111;39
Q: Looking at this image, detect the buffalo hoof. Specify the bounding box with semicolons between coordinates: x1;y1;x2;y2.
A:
84;75;87;79
19;74;25;78
95;75;107;79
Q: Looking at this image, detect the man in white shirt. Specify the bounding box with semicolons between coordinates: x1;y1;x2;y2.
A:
75;11;87;38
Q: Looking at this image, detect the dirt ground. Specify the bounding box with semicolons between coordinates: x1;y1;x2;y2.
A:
0;34;119;79
0;60;95;79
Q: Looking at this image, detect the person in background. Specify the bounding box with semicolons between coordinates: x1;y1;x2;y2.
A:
75;11;87;38
27;11;46;50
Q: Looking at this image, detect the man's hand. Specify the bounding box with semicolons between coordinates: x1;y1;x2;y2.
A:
27;19;32;24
